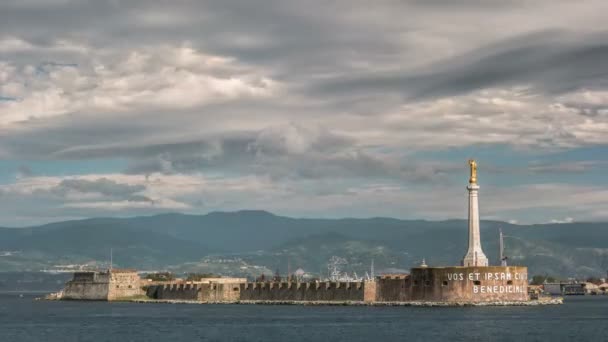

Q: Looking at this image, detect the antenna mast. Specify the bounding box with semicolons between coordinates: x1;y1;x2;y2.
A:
371;259;375;279
499;228;507;266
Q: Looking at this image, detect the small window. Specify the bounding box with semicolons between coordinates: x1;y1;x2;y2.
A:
116;285;120;288
424;280;431;286
507;280;513;285
473;281;481;286
128;285;132;289
413;280;418;286
233;287;239;291
442;281;448;286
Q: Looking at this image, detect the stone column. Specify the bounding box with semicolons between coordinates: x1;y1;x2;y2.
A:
462;181;488;266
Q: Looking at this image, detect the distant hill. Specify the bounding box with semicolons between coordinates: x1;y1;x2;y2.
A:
0;210;607;278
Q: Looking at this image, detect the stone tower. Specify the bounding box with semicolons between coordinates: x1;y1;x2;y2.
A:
462;159;489;267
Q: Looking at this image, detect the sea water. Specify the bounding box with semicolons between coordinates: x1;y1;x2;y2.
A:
1;293;606;341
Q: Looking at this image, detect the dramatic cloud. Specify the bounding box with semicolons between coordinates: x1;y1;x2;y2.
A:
1;0;608;225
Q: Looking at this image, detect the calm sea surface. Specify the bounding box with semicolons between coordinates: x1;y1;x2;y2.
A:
1;293;607;342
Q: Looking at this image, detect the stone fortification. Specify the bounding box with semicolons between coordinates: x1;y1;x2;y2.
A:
62;271;110;300
108;269;144;300
146;280;377;302
375;267;528;303
61;269;143;301
239;280;377;302
142;268;528;304
145;278;246;302
375;274;411;302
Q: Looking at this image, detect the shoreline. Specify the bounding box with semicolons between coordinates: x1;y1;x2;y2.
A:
122;298;563;306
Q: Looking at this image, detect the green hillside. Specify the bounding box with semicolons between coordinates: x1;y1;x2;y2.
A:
0;211;607;278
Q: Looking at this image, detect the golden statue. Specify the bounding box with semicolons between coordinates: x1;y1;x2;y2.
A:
468;159;477;184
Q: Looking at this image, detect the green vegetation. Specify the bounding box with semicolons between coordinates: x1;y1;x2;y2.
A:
1;211;608;278
144;272;175;281
185;273;220;281
531;275;557;285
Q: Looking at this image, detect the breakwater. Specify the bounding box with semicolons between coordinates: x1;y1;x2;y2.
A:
126;297;563;306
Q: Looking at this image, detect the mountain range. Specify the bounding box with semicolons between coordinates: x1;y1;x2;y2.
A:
1;210;607;278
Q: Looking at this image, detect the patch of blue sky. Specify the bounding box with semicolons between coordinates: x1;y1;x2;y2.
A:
0;158;129;184
411;144;608;187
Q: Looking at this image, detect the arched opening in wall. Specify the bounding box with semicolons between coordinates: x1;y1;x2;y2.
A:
128;285;132;289
507;280;513;285
424;280;431;286
442;281;448;286
473;281;481;286
233;287;239;291
116;285;120;289
413;281;418;286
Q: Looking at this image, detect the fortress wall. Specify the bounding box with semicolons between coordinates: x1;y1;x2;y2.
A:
376;277;411;302
62;270;144;301
409;266;528;302
145;281;244;302
62;282;109;300
201;283;242;302
107;271;144;300
239;281;373;302
146;283;202;301
363;280;377;302
62;272;110;300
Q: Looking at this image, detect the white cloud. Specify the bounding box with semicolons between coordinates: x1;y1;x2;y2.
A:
1;1;608;224
0;39;279;126
3;170;608;226
550;217;574;224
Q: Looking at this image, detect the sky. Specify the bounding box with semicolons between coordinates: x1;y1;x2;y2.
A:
1;0;608;226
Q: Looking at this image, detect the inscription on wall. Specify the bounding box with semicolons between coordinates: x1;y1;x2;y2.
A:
446;272;527;294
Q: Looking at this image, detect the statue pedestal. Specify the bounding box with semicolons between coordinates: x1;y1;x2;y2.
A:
462;183;488;267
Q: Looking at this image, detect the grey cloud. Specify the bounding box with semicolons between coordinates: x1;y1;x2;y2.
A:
118;122;454;184
16;165;33;177
315;31;608;101
528;161;608;174
2;0;608;225
53;178;150;202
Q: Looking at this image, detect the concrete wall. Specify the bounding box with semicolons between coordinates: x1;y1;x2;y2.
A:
239;281;375;302
407;266;528;302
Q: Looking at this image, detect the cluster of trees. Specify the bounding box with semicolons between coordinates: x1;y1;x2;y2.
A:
185;273;220;281
530;275;607;285
143;272;223;281
530;275;556;285
584;277;606;285
144;272;175;281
